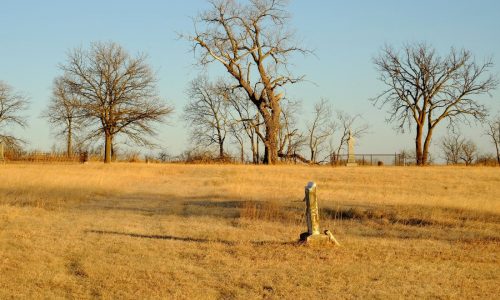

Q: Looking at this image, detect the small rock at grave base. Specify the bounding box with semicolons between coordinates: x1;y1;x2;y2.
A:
299;232;333;246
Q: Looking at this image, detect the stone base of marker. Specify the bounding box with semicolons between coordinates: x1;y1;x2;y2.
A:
299;230;340;246
346;162;358;167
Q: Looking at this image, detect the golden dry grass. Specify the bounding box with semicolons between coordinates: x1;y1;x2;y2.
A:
0;163;499;299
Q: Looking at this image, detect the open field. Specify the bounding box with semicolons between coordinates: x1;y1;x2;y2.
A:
0;163;499;299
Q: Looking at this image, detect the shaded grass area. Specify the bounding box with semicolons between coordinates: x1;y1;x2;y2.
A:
78;194;500;244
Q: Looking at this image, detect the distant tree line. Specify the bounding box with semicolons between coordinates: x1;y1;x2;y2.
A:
1;0;499;165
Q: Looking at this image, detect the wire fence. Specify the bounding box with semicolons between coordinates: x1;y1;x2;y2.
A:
332;154;410;166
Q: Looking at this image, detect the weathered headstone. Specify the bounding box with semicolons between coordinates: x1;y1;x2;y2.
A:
305;182;320;235
300;182;340;246
346;130;358;167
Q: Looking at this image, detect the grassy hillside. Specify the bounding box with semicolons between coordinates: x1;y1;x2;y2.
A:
0;163;498;298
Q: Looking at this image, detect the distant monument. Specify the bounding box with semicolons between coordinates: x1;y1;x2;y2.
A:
346;130;357;167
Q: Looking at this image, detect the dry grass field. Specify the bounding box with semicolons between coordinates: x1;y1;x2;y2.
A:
0;163;499;299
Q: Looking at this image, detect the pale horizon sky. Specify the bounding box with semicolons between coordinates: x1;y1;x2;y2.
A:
1;0;499;159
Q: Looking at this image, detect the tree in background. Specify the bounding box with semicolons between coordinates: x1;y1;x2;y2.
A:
307;99;336;164
329;111;369;165
59;42;173;163
0;81;29;154
459;139;478;166
278;99;306;163
183;76;230;159
226;89;261;164
187;0;309;164
440;132;464;165
373;43;497;165
42;76;83;157
485;114;500;165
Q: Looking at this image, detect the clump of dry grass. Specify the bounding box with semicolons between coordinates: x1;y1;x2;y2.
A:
0;163;499;298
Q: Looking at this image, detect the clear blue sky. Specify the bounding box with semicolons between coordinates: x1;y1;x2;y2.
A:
1;0;499;157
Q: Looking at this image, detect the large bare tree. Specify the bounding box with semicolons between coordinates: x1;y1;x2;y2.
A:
188;0;309;164
485;114;500;165
42;76;83;157
59;42;173;163
183;76;230;159
373;43;498;165
0;81;29;151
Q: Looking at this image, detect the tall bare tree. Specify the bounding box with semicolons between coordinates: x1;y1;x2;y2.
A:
0;81;29;151
183;76;230;159
373;43;497;165
59;42;173;163
440;132;464;165
42;76;83;157
485;114;500;165
188;0;309;164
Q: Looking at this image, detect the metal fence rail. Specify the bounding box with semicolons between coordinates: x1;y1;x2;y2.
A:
332;154;409;166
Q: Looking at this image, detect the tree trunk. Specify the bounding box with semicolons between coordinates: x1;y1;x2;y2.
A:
495;143;500;166
67;122;72;158
415;125;424;166
250;134;258;164
104;133;112;163
497;126;500;165
240;142;244;163
219;140;224;159
422;128;434;166
263;113;279;164
262;100;281;165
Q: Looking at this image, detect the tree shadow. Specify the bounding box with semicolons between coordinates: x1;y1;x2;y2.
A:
85;229;296;246
86;229;235;245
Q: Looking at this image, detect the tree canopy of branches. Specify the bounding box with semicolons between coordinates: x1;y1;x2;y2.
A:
329;111;369;165
485;114;500;165
440;132;464;165
459;139;477;166
307;99;336;163
188;0;309;164
42;76;83;157
0;81;29;152
59;42;173;163
372;43;498;165
183;76;230;159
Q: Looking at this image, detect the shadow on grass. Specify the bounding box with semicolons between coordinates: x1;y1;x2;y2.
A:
85;229;296;246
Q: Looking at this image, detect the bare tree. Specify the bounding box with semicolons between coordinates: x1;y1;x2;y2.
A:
460;139;477;166
485;114;500;165
307;99;336;163
225;86;262;164
42;76;83;157
329;111;369;165
183;76;230;159
278;99;306;163
372;43;498;165
187;0;309;164
440;132;464;165
0;81;29;151
59;42;173;163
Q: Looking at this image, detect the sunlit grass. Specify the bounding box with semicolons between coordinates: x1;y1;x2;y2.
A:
0;163;498;298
